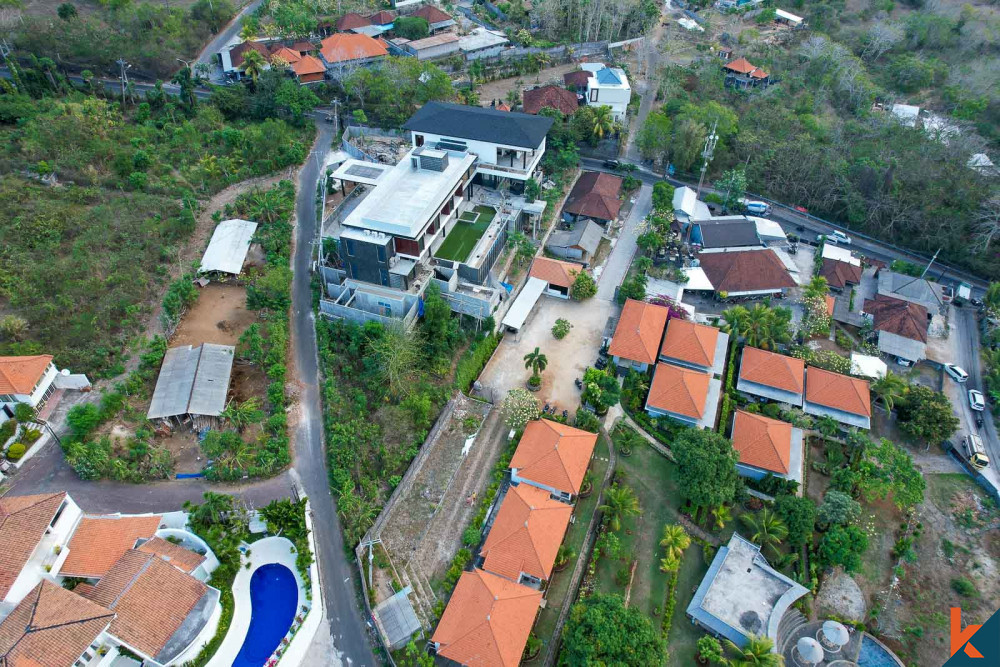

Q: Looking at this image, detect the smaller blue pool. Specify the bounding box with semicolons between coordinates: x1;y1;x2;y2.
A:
857;635;901;667
232;564;299;667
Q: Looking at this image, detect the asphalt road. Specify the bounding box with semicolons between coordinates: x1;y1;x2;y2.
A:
195;0;266;82
951;308;1000;489
290;122;379;666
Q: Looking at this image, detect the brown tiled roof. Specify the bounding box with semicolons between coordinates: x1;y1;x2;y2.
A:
321;33;388;63
819;258;862;289
528;257;584;289
229;40;271;68
412;5;452;23
738;347;805;394
0;492;66;599
0;355;52;395
697;249;796;294
80;550;208;660
731;410;791;474
522;85;579;116
369;10;395;24
292;55;328;77
607;299;669;366
432;569;542;667
563;70;591;88
660;318;720;368
480;484;572;582
0;581;114;667
805;367;871;417
291;41;315;53
336;12;372;30
60;515;162;579
269;45;302;64
863;294;929;343
510;420;598;496
495;101;511;111
563;172;622;221
138;537;206;574
647;363;711;420
724;57;768;79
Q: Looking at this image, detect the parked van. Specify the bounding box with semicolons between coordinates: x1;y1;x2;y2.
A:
743;200;771;215
963;434;990;469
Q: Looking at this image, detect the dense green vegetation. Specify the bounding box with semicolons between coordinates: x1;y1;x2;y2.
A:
0;69;312;374
639;1;1000;278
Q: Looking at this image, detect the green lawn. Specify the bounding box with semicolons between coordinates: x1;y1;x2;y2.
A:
434;205;496;262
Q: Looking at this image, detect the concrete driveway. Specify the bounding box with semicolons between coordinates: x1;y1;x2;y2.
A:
597;184;650;300
480;297;616;413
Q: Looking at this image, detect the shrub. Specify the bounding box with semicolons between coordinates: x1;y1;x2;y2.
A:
0;420;16;443
574;407;601;433
22;428;42;443
951;577;978;598
571;270;597;300
552;318;572;339
6;442;26;460
462;526;481;547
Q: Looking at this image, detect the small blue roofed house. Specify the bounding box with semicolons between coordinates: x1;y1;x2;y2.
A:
687;533;808;649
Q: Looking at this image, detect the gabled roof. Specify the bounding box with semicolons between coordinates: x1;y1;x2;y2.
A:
0;492;66;600
724;57;768;79
79;550;211;662
510;420;598;496
269;45;302;64
432;569;542;667
738;347;805;395
368;10;395;24
563;172;622;221
731;410;791;474
336;12;372;30
292;54;328;77
522;85;579;116
480;484;572;581
200;218;257;275
563;70;591;88
0;580;114;667
647;363;711;419
138;537;207;575
697;250;796;294
546;219;602;255
661;319;720;369
819;258;863;289
805;367;871;418
60;515;162;579
290;41;315;53
146;344;235;420
412;5;453;23
321;32;388;63
0;355;53;395
863;294;929;343
229;40;271;69
608;299;669;365
404;102;553;149
528;257;584;289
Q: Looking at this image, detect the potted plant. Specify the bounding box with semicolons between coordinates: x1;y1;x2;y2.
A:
523;347;547;392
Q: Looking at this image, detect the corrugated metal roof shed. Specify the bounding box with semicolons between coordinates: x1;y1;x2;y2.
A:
147;344;234;419
199;219;258;275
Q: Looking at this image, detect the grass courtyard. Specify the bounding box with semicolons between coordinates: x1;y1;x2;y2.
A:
433;205;496;262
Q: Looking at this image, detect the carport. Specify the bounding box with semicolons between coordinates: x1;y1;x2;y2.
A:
501;277;547;333
147;343;235;424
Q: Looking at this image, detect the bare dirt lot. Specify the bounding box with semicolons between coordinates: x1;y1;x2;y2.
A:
477;63;584;107
170;283;255;347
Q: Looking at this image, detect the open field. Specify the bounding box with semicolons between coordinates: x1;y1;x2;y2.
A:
434;206;496;263
169;283;256;347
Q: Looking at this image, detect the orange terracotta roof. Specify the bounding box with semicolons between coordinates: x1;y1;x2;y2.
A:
738;347;805;395
724;57;768;78
292;54;327;76
412;5;453;23
528;257;584;290
607;299;669;365
61;515;162;579
336;12;372;30
138;537;206;574
321;32;388;63
432;569;542;667
660;318;720;368
510;420;598;496
270;45;302;64
480;484;572;581
805;367;871;417
291;41;315;53
731;410;791;474
80;550;208;660
522;85;579;116
0;580;114;667
646;363;711;420
369;10;395;24
0;355;53;395
0;492;66;599
495;101;511;112
825;295;836;317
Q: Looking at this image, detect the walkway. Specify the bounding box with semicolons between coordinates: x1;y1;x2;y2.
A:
596;183;650;300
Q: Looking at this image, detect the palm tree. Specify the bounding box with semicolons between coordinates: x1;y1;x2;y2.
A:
635;256;653;273
985;281;1000;312
239;22;258;43
659;523;691;561
724;635;784;667
739;509;788;557
599;484;640;532
523;347;548;380
711;504;732;530
659;554;681;572
591;105;615;141
241;48;267;85
816;415;839;437
803;275;829;300
871;372;908;411
220;397;264;432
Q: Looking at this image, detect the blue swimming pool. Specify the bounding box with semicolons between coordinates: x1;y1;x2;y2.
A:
231;564;299;667
857;634;902;667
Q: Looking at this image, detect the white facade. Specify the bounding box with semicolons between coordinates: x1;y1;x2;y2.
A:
585;66;631;122
0;361;58;411
409;131;546;181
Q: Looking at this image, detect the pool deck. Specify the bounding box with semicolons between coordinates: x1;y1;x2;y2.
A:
208;500;323;666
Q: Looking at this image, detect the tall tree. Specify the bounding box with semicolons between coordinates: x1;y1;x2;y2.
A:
599;484;641;532
871;372;908;411
560;594;665;666
590;105;615;141
672;429;741;520
724;635;783;667
739;509;789;557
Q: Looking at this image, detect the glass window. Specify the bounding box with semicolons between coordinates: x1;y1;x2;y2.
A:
590;89;598;102
377;245;386;263
380;269;390;286
345;238;355;257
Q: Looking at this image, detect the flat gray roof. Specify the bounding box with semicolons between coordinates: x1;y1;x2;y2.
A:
199;219;258;275
147;344;235;419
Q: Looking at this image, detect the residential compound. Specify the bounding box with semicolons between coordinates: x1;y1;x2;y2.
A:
321;103;551;325
0;491;221;666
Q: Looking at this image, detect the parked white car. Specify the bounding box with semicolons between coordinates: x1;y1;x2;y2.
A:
945;364;969;383
968;389;986;411
828;230;852;245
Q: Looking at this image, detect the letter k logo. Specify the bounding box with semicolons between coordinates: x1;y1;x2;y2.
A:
952;608;984;658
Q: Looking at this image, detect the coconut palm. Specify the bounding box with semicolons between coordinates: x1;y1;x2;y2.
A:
523;347;548;379
803;275;829;300
871;372;908;411
723;303;792;351
724;635;784;667
599;484;640;532
739;509;788;557
241;48;267;85
590;105;615;141
659;554;681;572
239;22;258;43
816;415;839;437
659;523;691;561
711;503;733;530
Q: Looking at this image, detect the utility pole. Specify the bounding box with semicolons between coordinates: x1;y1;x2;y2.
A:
918;247;941;279
116;58;130;110
695;120;719;198
331;97;340;136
